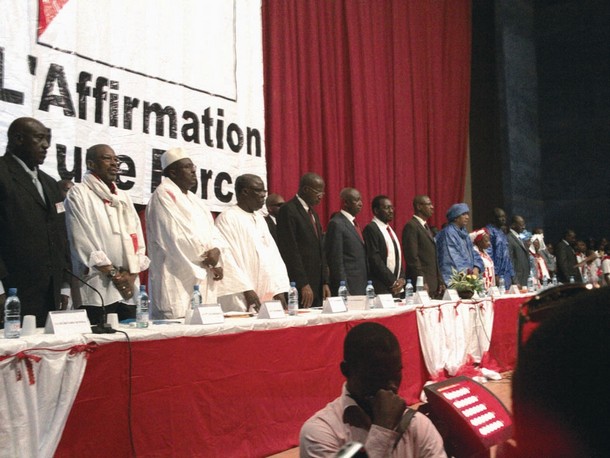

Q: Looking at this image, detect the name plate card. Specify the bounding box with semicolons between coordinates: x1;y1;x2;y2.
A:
258;301;286;319
488;286;501;297
374;294;396;309
509;285;521;295
45;310;91;335
414;291;432;306
443;289;461;301
190;304;225;325
323;297;348;314
347;295;367;311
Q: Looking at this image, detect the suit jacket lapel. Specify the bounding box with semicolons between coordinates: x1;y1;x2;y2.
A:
418;219;435;242
340;213;364;245
7;155;47;209
294;197;319;239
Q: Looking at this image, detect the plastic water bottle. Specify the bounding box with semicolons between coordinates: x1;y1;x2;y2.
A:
552;274;558;286
498;277;505;295
365;281;376;309
287;282;298;316
569;275;575;284
405;279;414;306
136;285;149;328
542;276;549;288
3;288;21;339
191;285;202;310
527;275;535;292
338;281;349;305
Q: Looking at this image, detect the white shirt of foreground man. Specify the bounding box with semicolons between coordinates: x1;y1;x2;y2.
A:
146;148;247;319
65;145;149;307
300;322;447;458
215;174;289;312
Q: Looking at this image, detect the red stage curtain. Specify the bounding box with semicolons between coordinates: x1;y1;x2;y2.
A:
263;0;471;232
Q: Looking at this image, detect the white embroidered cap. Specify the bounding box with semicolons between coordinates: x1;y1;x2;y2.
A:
161;147;190;170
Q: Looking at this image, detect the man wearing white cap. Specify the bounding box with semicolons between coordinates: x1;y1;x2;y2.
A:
146;147;246;319
435;203;483;285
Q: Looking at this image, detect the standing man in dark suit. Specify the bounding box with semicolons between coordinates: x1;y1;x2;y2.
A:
264;193;284;245
277;173;330;307
555;229;583;283
363;195;406;296
324;188;368;295
402;195;445;298
0;117;70;326
507;215;530;287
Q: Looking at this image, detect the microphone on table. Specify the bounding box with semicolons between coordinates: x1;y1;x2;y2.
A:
64;268;116;334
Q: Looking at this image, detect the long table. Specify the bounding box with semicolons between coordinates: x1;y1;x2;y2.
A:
1;295;524;458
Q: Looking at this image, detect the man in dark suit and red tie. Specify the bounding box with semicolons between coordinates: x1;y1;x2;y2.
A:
324;188;368;295
363;195;406;296
277;173;330;308
402;195;445;298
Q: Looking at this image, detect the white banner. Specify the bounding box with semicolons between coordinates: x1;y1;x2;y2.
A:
0;0;265;209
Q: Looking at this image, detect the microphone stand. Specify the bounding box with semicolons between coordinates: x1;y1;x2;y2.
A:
65;269;116;334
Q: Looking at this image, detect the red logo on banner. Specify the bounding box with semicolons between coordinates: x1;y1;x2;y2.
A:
38;0;71;36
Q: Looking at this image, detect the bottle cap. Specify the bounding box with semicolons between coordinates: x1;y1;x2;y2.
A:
290;281;296;287
140;285;146;292
194;285;200;291
8;288;17;296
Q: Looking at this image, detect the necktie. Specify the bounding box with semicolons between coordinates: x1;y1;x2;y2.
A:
424;223;434;239
308;208;319;238
387;226;400;277
32;173;46;203
353;220;364;242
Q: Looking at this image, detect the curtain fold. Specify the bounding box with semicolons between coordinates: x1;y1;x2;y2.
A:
263;0;471;233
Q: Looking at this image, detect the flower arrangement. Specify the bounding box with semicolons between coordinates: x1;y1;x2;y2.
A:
448;268;484;294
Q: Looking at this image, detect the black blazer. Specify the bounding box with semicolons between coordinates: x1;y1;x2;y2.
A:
402;217;443;295
554;240;582;283
507;231;530;287
324;212;368;295
276;197;328;306
363;221;404;295
0;153;69;325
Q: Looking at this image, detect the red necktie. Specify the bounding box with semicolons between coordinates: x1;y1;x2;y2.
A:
354;220;364;242
308;208;319;238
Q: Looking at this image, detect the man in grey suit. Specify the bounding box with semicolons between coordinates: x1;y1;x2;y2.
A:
277;173;331;307
325;188;368;295
402;195;445;298
507;215;530;287
0;117;70;326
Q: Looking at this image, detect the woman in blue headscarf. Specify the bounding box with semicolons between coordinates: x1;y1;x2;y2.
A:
435;203;484;285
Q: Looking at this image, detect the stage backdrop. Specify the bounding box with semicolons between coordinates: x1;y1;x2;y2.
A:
263;0;472;232
0;0;265;210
